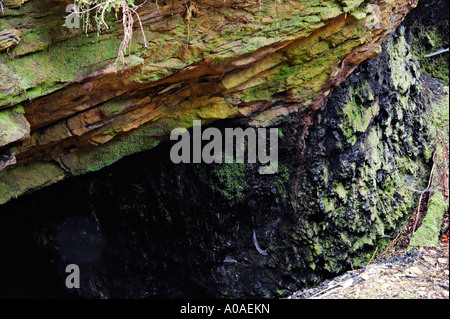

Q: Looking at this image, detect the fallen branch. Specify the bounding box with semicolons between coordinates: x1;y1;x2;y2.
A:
437;135;449;201
367;246;378;266
378;221;408;259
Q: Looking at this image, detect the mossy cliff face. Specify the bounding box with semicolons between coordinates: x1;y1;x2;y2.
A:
0;12;448;298
402;0;449;85
0;0;419;203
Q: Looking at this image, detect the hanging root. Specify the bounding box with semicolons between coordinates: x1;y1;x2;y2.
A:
75;1;148;68
116;0;147;66
116;0;133;65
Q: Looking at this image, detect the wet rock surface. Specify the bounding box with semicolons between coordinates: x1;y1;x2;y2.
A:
0;31;447;298
0;0;447;299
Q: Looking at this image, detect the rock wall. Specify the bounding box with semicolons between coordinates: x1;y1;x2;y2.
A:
0;0;448;299
0;0;418;203
0;0;448;298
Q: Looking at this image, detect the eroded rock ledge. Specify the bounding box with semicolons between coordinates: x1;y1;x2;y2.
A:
0;0;418;203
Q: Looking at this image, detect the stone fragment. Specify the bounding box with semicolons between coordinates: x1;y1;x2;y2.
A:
0;150;16;170
0;105;30;147
407;266;423;276
0;29;21;52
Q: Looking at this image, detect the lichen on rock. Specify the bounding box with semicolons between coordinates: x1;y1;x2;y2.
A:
0;104;29;147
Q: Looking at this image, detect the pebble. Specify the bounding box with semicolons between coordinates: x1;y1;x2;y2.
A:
407;266;422;275
360;272;370;281
341;279;353;289
422;256;436;265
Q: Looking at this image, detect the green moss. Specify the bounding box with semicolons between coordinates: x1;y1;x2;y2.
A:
235;9;371;105
195;161;246;205
386;32;421;93
351;251;372;268
425;148;434;163
196;99;237;120
276;289;288;296
239;59;291;103
353;233;375;251
335;182;347;200
323;197;335;212
410;22;449;85
339;231;352;247
350;9;367;20
275;164;290;201
1;33;123;107
409;192;448;248
292;25;447;279
429;86;449;145
62;123;161;175
278;128;284;137
341;86;379;145
337;0;365;12
0;161;65;204
129;58;186;84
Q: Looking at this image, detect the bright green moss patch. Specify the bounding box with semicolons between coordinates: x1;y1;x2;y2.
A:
0;33;122;107
341;87;379;145
409;192;448;248
387;31;421;93
195;161;246;205
428;85;449;146
335;182;347;200
337;0;365;12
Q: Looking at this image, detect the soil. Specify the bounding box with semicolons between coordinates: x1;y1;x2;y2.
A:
289;242;448;299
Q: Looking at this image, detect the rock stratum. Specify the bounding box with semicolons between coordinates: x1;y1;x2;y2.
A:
0;0;448;299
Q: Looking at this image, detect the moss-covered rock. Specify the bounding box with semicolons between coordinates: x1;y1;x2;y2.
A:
0;161;65;205
0;0;446;300
0;28;21;52
0;0;419;204
403;0;449;85
409;192;448;248
0;104;29;147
